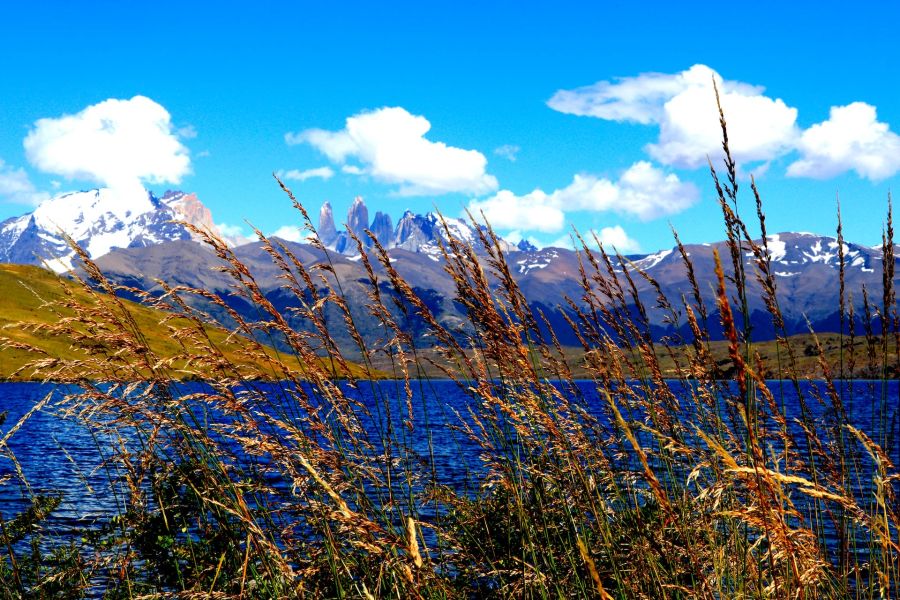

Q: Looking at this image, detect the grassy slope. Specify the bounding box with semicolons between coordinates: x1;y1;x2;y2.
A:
0;264;370;381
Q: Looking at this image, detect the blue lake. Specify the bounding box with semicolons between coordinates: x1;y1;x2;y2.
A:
0;379;898;557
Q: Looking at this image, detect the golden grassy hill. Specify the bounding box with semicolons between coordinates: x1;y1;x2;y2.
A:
0;264;371;381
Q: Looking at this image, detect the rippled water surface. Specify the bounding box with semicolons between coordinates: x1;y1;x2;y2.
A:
0;379;897;544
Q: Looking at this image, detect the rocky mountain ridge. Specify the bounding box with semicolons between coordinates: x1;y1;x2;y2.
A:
1;188;896;348
0;188;227;272
0;189;529;274
316;196;534;256
90;226;900;351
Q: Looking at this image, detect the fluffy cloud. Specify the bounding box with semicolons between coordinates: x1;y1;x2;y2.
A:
787;102;900;181
24;96;191;199
548;70;692;125
470;161;697;233
280;166;335;182
549;64;799;169
270;225;308;243
593;225;640;252
286;107;498;196
556;162;698;218
469;189;566;233
216;222;246;238
213;222;251;247
0;159;49;206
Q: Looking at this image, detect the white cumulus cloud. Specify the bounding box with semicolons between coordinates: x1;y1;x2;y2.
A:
0;159;50;206
787;102;900;181
24;96;191;200
469;161;697;233
593;225;641;253
216;222;246;238
286;107;498;196
549;64;799;169
270;225;308;243
469;189;566;233
280;166;335;182
213;222;251;247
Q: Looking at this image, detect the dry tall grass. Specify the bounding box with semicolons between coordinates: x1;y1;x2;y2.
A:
0;94;898;599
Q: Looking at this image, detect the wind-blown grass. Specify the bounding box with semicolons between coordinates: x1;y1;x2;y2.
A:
0;93;898;598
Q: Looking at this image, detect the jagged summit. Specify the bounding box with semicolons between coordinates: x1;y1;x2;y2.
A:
317;202;338;246
161;191;218;234
313;197;515;257
0;189;517;273
0;187;224;272
347;196;368;235
516;239;538;252
370;211;393;247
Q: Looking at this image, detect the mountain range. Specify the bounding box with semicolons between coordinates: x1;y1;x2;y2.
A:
0;188;895;350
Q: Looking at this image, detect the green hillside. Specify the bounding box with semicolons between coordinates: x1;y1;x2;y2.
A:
0;264;369;381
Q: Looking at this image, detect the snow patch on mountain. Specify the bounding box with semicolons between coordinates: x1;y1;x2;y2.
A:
0;187;223;273
633;249;672;270
765;234;787;262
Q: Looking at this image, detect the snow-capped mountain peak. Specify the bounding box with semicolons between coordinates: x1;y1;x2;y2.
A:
32;188;156;235
0;187;222;273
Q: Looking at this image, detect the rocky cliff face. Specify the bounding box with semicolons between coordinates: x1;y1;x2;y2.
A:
311;197;490;256
370;211;393;248
394;211;436;251
318;202;338;247
346;196;369;237
161;191;226;238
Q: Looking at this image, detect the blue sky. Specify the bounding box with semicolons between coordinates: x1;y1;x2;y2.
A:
2;1;899;252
